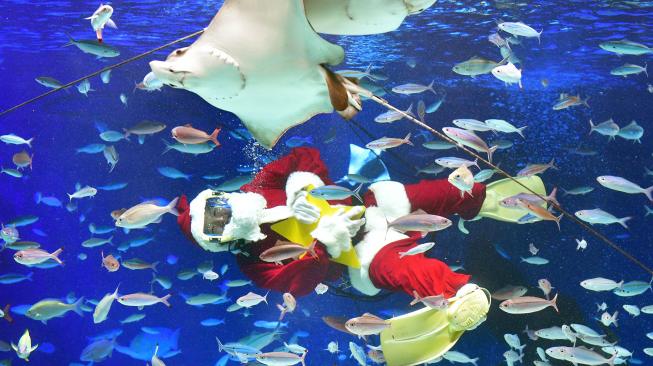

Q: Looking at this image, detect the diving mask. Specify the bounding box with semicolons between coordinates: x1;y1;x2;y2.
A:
203;192;232;243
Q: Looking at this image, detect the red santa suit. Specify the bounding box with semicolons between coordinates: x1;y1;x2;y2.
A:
176;147;486;298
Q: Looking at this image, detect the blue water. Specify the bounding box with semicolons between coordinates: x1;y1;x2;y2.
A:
1;0;653;365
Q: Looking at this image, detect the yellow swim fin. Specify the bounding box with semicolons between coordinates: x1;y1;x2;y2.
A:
380;284;490;366
478;175;547;223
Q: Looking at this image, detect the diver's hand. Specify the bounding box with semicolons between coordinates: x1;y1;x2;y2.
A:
290;191;321;224
311;207;365;258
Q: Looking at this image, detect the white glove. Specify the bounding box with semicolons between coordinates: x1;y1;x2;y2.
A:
311;207;365;258
289;190;321;224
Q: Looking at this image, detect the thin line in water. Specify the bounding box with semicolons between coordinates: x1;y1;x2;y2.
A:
0;29;206;118
370;94;653;276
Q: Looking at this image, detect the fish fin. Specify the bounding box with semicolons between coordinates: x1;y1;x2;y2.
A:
167;197;180;216
644;185;653;202
555;214;563;231
404;132;413;146
588;119;595;135
582;96;590;108
106;18;117;29
160;294;172;307
428;80;436;95
63;33;76;47
73;296;85;317
307;239;318;259
548;187;560;207
352;183;364;203
51;247;64;265
487;145;498;164
517;125;527;138
405;103;414;116
2;304;13;323
138;135;145;145
550;293;559;313
619;216;633;229
209;128;221;147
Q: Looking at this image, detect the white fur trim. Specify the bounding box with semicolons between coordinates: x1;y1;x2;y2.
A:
222;192;268;242
349;181;411;295
285;171;325;207
189;189;227;252
261;205;293;224
190;190;285;251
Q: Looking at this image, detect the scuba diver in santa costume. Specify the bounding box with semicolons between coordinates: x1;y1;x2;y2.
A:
176;147;551;365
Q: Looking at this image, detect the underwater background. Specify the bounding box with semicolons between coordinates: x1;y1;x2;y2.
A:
1;0;653;365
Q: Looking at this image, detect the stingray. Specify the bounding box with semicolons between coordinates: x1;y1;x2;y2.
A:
114;327;180;361
150;0;360;149
348;144;391;182
304;0;437;35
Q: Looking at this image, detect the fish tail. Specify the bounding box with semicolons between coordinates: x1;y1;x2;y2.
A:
107;235;114;246
160;294;172;307
646;205;653;217
263;290;269;304
161;139;172;154
428;80;436;95
644;185;653;202
409;290;421;306
307;239;318;259
398;251;407;259
300;349;307;366
588;119;595;134
548;187;560;207
471;357;479;366
216;337;224;352
555;213;563;231
2;304;12;323
209;128;221;147
619;216;633;229
550;293;559;313
122;128;130;139
582;96;590;108
151;261;160;273
548;158;558;170
404;133;413;146
352;183;364;203
26;137;33;148
538;29;543;44
516;125;527;138
51;247;64;265
645;62;649;78
63;32;75;47
67;193;73;202
26;272;33;281
167;197;180;216
29;154;34;170
487;145;498;164
405;103;413;116
72;296;85;317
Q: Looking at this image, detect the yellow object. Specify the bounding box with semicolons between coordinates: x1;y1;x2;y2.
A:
380;285;491;366
478;175;547;223
270;185;363;268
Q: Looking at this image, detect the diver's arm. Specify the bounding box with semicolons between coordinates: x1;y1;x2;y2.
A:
237;242;342;297
403;179;486;219
369;235;471;298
